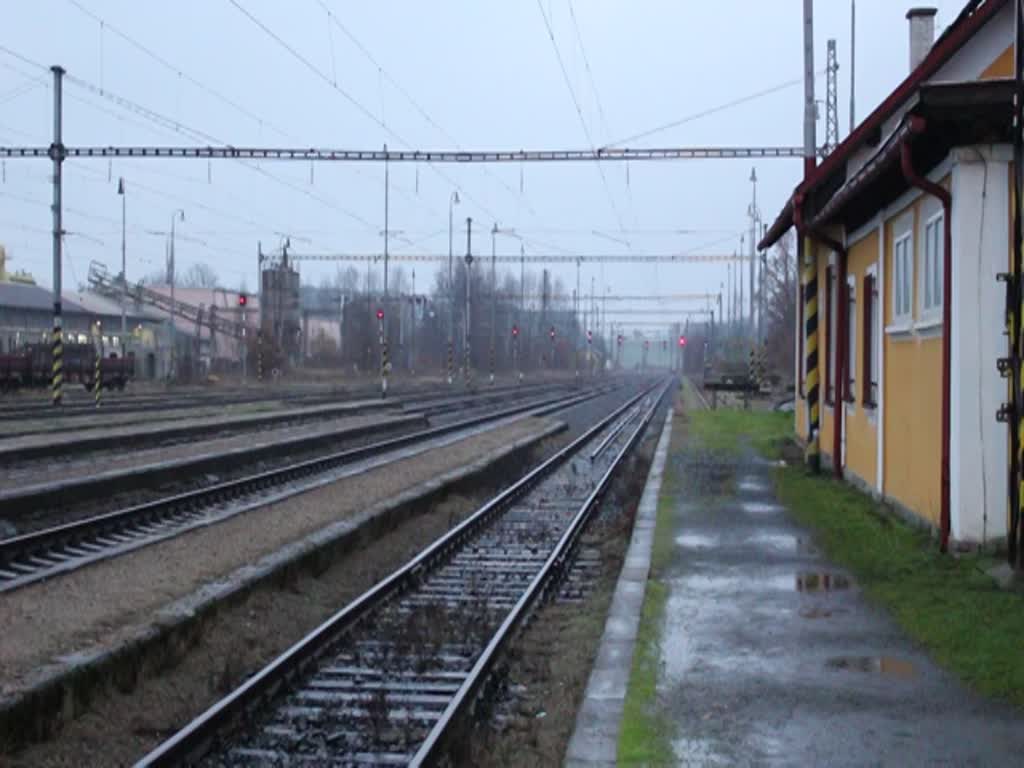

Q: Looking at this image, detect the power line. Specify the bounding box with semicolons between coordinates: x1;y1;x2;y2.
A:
315;0;543;221
63;0;297;141
536;0;630;248
605;75;814;148
566;0;638;238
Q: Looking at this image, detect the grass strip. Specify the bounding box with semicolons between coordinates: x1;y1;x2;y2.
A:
617;409;683;765
776;466;1024;707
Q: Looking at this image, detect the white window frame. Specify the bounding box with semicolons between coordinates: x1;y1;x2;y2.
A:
920;210;944;322
892;232;914;324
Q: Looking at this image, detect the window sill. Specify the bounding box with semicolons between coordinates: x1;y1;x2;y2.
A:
885;321;914;338
914;315;943;336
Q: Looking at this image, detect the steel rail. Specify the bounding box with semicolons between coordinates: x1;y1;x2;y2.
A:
134;377;666;767
0;384;610;593
411;381;668;764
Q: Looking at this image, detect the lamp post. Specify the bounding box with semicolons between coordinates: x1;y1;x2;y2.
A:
117;177;126;361
489;224;516;384
447;190;460;384
168;208;185;381
464;217;473;388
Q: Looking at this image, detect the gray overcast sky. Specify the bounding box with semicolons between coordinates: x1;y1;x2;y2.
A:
0;0;969;316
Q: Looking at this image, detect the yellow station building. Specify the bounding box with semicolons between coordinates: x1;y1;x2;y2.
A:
760;0;1015;548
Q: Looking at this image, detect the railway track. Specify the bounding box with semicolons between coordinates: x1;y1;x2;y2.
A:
135;377;669;767
0;383;613;594
0;381;571;462
0;379;563;423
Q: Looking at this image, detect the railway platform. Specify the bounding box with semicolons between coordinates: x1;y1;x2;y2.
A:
570;399;1024;766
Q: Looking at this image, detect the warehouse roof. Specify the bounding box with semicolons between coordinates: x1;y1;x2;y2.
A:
0;282;86;313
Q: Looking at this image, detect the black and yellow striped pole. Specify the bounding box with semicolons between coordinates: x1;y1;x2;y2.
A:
256;330;264;381
93;327;102;408
803;236;821;472
50;66;66;407
51;319;63;406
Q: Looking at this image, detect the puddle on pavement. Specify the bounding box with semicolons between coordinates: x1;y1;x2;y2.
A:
799;605;850;619
676;533;719;549
796;572;852;591
737;477;769;493
741;501;784;515
682;573;796;593
826;656;917;679
748;533;817;554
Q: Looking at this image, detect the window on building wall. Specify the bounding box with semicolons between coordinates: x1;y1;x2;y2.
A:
825;265;835;404
922;212;944;316
893;233;913;321
863;272;879;407
846;279;856;402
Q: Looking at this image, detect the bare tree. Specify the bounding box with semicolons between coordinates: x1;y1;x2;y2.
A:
179;262;220;289
763;230;797;382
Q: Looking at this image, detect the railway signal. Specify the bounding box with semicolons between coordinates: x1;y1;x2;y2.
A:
679;335;687;347
512;325;519;337
376;308;384;320
617;335;624;345
586;330;592;344
549;326;556;340
237;293;248;307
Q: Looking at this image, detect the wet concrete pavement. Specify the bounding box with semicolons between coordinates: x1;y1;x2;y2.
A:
659;446;1024;766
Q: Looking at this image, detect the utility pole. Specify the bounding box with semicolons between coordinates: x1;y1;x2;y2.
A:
520;243;525;379
117;177;127;361
490;222;497;384
447;190;459;384
575;257;581;381
168;208;184;381
411;268;416;375
383;143;389;300
464;217;473;388
850;0;857;135
749;168;758;339
50;66;65;406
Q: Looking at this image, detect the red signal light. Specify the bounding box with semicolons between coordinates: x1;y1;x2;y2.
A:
238;293;248;307
678;335;687;347
376;308;384;320
512;325;519;337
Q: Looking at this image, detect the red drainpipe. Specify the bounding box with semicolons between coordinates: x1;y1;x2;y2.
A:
900;116;952;553
794;193;848;479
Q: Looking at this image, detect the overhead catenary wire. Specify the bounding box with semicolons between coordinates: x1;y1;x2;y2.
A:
63;0;298;142
536;0;631;250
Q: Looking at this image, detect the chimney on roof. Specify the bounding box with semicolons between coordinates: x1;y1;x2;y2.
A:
907;7;937;72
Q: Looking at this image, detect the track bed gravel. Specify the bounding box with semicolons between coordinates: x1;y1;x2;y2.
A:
1;411;410;491
0;417;555;696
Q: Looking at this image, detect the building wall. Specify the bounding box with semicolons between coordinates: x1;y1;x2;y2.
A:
882;193;945;528
949;147;1010;544
843;230;879;489
980;43;1013;78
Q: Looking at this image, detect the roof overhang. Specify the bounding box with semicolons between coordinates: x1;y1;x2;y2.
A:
809;78;1013;232
757;0;1010;250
